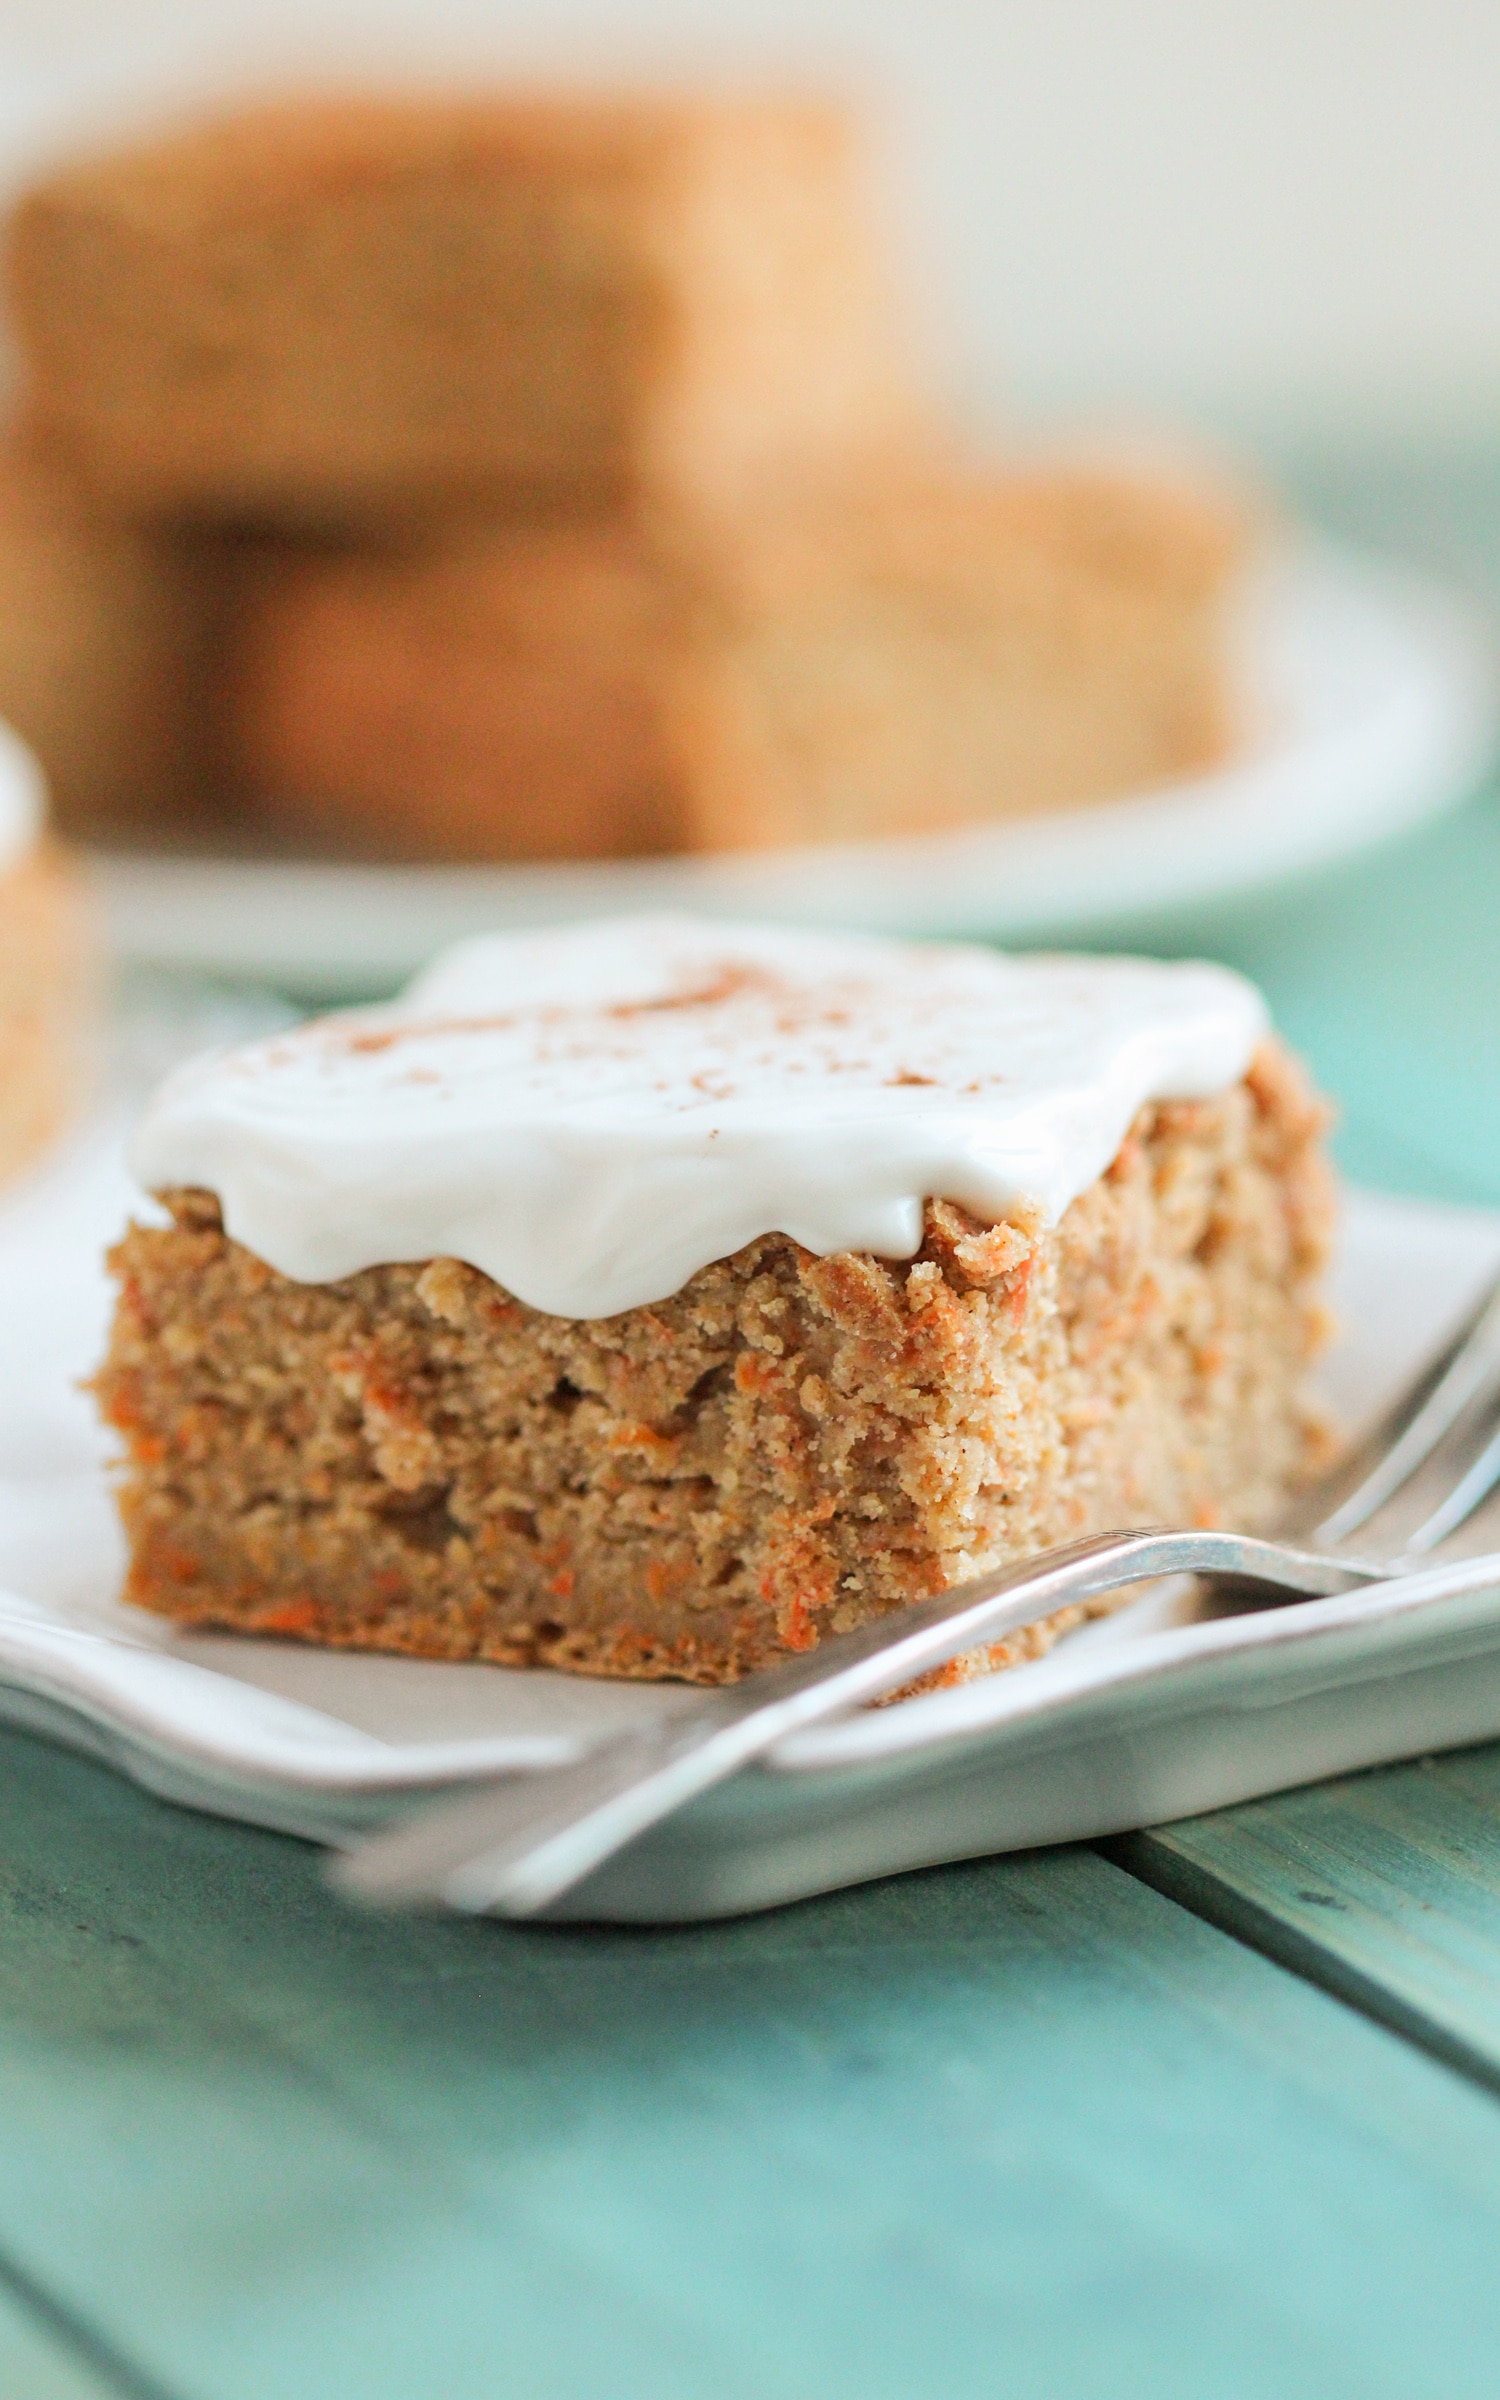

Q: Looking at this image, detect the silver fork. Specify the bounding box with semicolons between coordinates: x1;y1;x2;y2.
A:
333;1269;1500;1919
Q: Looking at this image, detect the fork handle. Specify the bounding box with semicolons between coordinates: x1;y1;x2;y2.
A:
332;1527;1379;1918
333;1528;1376;1916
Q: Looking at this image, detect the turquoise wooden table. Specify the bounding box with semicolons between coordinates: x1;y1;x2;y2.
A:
8;459;1500;2400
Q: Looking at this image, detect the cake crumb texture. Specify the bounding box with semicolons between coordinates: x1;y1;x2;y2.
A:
98;1040;1333;1684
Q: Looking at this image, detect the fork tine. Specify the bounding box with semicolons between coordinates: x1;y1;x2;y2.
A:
1400;1420;1500;1555
1416;1465;1500;1559
1292;1270;1500;1547
1344;1381;1500;1558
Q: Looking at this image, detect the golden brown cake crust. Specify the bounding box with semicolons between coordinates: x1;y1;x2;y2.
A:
0;434;219;845
8;94;919;529
225;465;1245;864
229;514;684;862
96;1041;1334;1686
669;462;1246;848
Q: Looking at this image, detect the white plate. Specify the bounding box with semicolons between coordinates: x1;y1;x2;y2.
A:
4;1103;1500;1920
0;719;44;875
91;537;1498;999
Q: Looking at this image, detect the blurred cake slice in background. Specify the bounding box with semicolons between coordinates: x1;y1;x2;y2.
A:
1;88;1255;869
7;94;924;531
664;461;1245;851
226;463;1245;864
0;720;97;1189
0;434;216;846
227;514;681;861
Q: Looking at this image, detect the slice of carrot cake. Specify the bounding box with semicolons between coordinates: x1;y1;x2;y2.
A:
225;462;1242;865
97;916;1334;1684
8;95;919;528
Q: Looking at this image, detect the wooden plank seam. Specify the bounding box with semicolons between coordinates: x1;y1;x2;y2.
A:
1104;1816;1500;2103
0;2251;182;2400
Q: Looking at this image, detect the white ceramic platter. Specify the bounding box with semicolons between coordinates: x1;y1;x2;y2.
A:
0;719;43;873
91;537;1497;999
4;1102;1500;1921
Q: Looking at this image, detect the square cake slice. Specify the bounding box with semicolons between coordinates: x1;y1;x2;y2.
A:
8;95;919;528
97;917;1333;1685
224;464;1242;864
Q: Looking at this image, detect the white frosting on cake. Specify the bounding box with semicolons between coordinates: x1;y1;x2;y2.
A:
129;914;1269;1320
0;719;45;873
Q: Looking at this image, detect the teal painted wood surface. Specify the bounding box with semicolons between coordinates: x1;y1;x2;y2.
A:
10;1723;1500;2400
0;2282;129;2400
1119;1745;1500;2095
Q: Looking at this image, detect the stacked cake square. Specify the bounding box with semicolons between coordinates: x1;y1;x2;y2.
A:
3;92;1243;859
